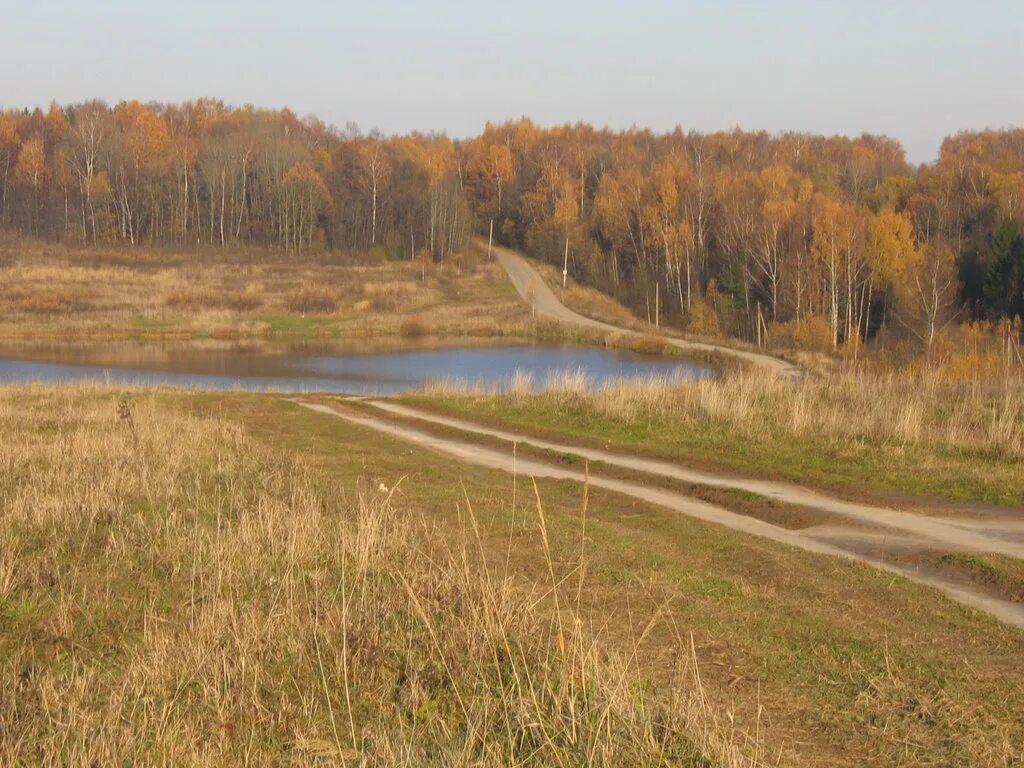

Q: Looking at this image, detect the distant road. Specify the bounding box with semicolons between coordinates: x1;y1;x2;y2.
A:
486;240;801;377
297;398;1024;629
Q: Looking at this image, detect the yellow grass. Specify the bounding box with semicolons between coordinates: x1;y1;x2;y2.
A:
0;385;762;767
0;235;531;341
430;363;1024;459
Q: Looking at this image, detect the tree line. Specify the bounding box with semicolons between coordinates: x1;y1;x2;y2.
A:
0;100;468;261
462;120;1024;350
2;101;1023;348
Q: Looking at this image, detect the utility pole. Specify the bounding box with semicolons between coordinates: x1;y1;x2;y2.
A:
562;237;569;289
487;218;494;260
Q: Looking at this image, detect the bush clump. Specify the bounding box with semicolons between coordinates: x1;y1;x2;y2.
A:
686;298;722;337
284;287;338;314
629;334;669;356
13;288;91;315
399;317;428;338
769;315;834;353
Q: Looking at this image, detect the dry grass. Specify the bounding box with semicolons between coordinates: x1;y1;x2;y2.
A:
399;317;429;338
9;287;93;315
0;385;762;767
529;260;642;329
434;364;1024;459
284;287;339;314
597;366;1024;459
165;286;265;312
628;334;670;356
0;235;532;341
419;360;1024;505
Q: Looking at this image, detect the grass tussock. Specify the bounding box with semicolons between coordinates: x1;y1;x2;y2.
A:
362;281;419;312
9;287;93;315
399;317;429;338
628;334;670;356
0;386;762;767
284;287;339;314
165;286;264;312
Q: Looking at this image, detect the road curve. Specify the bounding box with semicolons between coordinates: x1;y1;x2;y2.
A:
294;399;1024;629
486;240;802;378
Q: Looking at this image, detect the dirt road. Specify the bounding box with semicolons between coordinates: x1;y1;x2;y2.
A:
366;400;1024;560
487;240;802;378
296;398;1024;628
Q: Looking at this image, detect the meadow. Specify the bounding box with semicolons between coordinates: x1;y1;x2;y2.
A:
0;236;530;342
2;385;1023;767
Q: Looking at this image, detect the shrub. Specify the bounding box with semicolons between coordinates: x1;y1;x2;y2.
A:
686;299;722;337
164;286;264;312
399;317;428;338
629;334;669;356
222;287;264;312
285;287;338;314
770;315;834;353
14;288;90;315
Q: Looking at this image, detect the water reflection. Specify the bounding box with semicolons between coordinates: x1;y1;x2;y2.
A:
0;340;715;395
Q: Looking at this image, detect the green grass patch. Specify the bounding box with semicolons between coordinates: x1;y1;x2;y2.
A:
406;393;1024;507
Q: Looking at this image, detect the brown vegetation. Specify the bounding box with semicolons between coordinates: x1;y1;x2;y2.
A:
628;334;670;356
0;235;530;341
399;317;428;338
284;287;339;314
0;386;759;766
418;342;1024;506
3;102;1024;357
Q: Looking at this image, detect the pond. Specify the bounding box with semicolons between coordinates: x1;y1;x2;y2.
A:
0;341;715;395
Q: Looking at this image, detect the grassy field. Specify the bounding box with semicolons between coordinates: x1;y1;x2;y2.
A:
408;365;1024;508
0;236;533;342
2;384;1023;766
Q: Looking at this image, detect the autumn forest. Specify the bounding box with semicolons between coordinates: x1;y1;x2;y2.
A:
2;99;1023;351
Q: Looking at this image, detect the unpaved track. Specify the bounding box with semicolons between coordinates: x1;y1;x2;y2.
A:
487;240;802;378
296;399;1024;628
365;400;1024;560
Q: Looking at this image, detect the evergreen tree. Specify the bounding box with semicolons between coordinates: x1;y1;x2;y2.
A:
983;219;1024;319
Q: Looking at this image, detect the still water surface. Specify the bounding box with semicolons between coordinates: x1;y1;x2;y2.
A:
0;342;714;395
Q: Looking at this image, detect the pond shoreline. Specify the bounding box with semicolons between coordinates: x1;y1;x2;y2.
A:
0;339;716;396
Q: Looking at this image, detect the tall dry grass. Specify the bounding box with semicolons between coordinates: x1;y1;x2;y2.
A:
426;363;1024;459
0;385;764;767
0;235;530;340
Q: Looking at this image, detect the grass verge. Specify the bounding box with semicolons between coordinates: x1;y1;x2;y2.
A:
406;367;1024;507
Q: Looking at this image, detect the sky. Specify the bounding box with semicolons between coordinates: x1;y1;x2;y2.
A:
2;0;1022;164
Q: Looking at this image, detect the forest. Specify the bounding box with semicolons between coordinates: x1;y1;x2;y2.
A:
2;99;1023;351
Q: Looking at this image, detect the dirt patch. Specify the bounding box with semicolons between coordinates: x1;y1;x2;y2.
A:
893;551;1024;603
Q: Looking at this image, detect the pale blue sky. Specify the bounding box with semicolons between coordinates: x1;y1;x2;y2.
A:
3;0;1021;163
